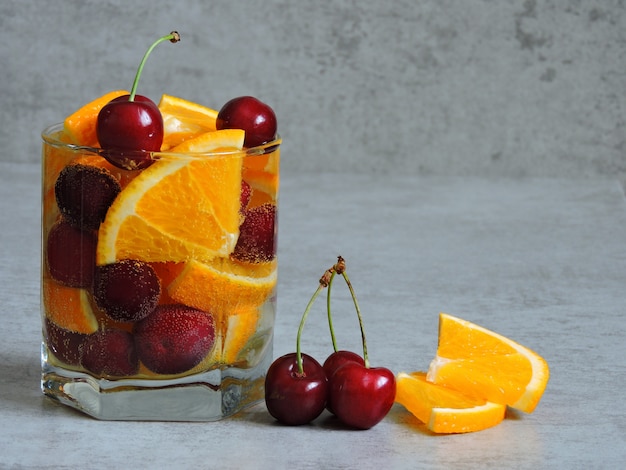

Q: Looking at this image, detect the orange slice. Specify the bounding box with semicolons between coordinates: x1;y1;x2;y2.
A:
426;313;550;413
396;372;506;434
243;145;280;202
42;279;98;334
96;129;245;265
158;94;218;150
64;90;128;146
168;258;276;363
168;257;277;314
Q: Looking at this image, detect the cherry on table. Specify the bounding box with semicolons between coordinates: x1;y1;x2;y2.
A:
322;350;365;414
264;352;328;426
328;361;396;430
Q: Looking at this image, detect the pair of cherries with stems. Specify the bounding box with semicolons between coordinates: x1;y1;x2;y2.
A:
96;31;277;170
265;257;396;429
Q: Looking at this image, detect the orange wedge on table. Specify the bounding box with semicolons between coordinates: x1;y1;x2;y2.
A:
396;313;549;434
427;313;550;413
96;129;245;265
158;94;218;150
395;372;506;434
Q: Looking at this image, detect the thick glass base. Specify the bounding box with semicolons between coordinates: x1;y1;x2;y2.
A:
41;343;271;421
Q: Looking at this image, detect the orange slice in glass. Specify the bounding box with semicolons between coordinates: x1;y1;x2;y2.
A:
96;129;245;265
42;279;99;334
426;313;550;413
168;257;277;314
395;372;506;434
168;258;276;363
64;90;128;146
158;94;218;150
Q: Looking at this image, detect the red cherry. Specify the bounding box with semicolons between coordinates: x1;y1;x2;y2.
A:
232;203;276;263
44;318;88;366
80;329;139;377
216;96;277;148
322;350;365;414
46;220;97;288
328;362;396;430
95;31;180;170
264;353;328;425
134;304;216;375
96;94;163;169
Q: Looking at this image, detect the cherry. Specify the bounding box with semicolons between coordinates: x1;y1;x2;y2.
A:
240;180;252;212
46;220;97;288
54;163;121;230
44;318;88;366
80;329;139;377
232;203;276;263
92;260;161;323
216;96;277;148
328;362;396;430
134;304;216;375
324;256;396;429
322;350;365;414
96;31;180;170
265;272;330;425
264;353;328;426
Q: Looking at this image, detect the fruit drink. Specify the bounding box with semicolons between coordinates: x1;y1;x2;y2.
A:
40;33;280;420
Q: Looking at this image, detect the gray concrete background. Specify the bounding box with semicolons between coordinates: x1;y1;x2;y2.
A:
2;0;625;185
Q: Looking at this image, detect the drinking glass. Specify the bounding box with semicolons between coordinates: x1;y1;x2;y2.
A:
40;123;279;420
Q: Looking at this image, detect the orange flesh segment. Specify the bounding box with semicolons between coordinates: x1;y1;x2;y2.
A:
63;90;128;146
96;129;245;265
395;372;506;434
427;313;550;413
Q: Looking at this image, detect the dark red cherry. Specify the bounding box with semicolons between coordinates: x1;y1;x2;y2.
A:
232;203;276;263
55;163;121;230
44;318;88;366
46;220;97;288
95;31;180;170
327;362;396;430
80;329;139;377
92;260;161;323
134;304;216;375
216;96;277;148
264;353;328;425
322;350;365;414
96;94;163;170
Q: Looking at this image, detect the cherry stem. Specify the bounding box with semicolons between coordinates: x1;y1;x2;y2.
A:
326;270;339;352
129;31;180;101
337;258;371;369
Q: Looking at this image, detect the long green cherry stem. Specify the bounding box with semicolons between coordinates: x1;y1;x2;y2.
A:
326;269;339;352
340;264;371;369
295;266;334;375
129;31;180;101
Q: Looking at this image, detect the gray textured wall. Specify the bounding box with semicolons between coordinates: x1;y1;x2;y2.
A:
3;0;625;185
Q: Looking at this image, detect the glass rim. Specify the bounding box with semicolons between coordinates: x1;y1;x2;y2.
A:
41;122;281;159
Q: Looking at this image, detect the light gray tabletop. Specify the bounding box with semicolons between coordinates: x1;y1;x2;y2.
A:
1;161;625;469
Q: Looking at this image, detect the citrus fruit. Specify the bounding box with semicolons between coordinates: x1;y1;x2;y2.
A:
158;94;218;150
42;279;99;334
243;145;280;204
395;372;506;434
64;90;128;146
426;313;550;413
168;257;277;314
168;257;276;363
96;129;245;265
